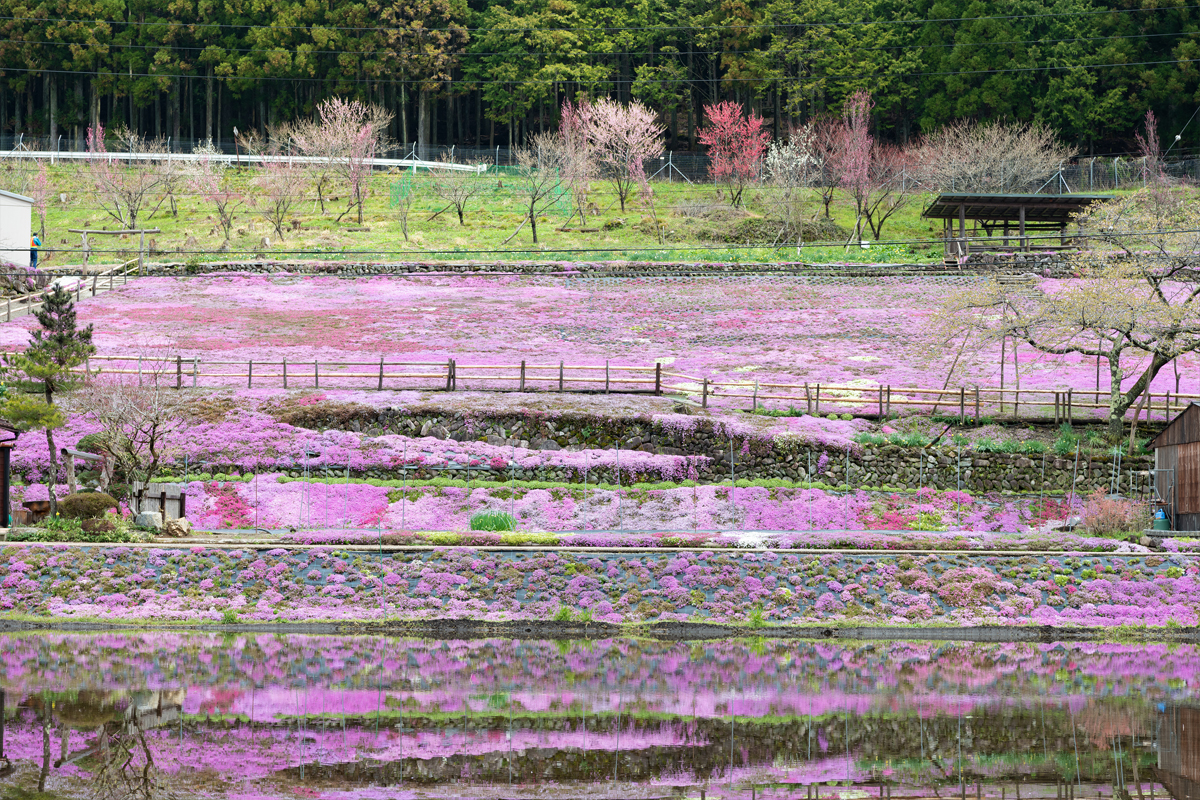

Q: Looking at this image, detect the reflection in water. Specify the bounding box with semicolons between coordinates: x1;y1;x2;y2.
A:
0;636;1195;799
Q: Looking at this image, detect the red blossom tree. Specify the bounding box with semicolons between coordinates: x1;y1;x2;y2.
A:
698;101;770;208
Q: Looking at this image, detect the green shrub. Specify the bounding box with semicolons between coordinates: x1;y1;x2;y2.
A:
553;606;573;622
1021;440;1048;454
58;491;119;520
470;510;517;531
1053;424;1078;456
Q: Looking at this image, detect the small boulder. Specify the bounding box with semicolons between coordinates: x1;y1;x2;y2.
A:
134;511;163;531
529;437;562;451
162;518;192;537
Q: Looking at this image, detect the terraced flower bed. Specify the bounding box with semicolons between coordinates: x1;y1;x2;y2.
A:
2;542;1195;626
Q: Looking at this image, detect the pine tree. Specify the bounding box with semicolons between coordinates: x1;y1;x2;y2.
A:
1;286;96;516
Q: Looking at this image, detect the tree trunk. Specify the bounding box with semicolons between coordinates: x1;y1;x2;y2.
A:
418;89;431;151
45;426;59;516
48;76;57;147
205;69;213;142
529;211;538;243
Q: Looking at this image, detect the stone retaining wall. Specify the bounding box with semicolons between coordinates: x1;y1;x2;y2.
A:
140;257;1073;279
267;407;1151;493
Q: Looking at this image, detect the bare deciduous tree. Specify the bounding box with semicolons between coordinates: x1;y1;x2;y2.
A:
86;126;169;230
558;99;599;226
427;153;487;225
512;132;569;244
940;189;1200;437
73;369;190;487
913;120;1074;193
253;154;307;238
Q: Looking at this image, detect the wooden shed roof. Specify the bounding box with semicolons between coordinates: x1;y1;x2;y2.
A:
1151;402;1200;449
921;193;1113;222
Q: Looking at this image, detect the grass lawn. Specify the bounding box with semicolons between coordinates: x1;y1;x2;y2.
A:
13;161;959;267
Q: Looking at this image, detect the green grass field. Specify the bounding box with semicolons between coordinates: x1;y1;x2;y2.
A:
11;161;956;267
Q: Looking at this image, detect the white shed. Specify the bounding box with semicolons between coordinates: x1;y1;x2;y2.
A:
0;189;34;268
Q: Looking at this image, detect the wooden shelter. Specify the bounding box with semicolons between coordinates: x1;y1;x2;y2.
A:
1149;403;1200;531
922;193;1113;257
1156;705;1200;800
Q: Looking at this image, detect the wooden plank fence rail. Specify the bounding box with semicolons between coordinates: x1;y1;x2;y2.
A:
3;348;1194;420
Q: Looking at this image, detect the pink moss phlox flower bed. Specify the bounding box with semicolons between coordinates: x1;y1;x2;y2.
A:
1;274;1195;406
8;410;703;483
3;544;1195;626
96;474;1078;534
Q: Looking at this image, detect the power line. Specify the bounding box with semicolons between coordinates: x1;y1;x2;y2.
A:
1;53;1196;88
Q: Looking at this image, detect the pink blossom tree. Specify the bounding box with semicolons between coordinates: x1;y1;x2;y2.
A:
829;89;873;243
558;98;599;226
289;98;391;223
253;153;307;239
587;98;665;213
188;144;242;243
697;101;770;208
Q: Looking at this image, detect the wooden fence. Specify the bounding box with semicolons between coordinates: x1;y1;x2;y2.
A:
1;261;137;322
21;352;1194;423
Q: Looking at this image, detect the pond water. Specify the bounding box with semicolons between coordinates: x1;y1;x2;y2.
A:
0;634;1196;800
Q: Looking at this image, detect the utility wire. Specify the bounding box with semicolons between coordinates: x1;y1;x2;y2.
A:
2;54;1198;86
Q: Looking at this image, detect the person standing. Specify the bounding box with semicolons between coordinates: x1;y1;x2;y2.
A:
29;233;41;268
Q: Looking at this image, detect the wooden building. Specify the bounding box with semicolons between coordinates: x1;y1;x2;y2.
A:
922;193;1113;257
1157;705;1200;800
1150;403;1200;531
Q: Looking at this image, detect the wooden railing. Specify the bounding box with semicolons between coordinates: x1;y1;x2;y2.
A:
8;349;1189;422
1;261;137;322
682;377;1190;423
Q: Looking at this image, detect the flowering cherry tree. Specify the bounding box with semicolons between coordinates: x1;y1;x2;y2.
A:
587;98;665;212
289;98;391;223
697;101;770;208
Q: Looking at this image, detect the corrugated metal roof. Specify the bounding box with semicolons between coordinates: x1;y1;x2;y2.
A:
1151;402;1200;449
0;189;34;204
922;193;1113;222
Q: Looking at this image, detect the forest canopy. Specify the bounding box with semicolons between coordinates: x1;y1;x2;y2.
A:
0;0;1194;154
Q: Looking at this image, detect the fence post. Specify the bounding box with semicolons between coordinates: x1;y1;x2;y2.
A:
655;363;662;396
283;357;287;389
702;378;708;408
1067;388;1073;424
959;387;965;424
377;357;384;391
315;360;319;388
974;387;980;424
752;380;758;411
193;358;198;388
604;360;609;394
520;360;526;392
248;359;253;389
878;385;883;418
138;355;143;386
451;359;457;391
886;385;891;417
558;360;564;392
805;382;811;414
816;384;820;414
176;356;182;390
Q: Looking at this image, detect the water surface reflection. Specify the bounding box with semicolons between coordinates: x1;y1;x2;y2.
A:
0;635;1195;799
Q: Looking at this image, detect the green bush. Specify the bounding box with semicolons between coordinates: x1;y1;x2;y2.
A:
470;510;517;531
57;492;119;520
